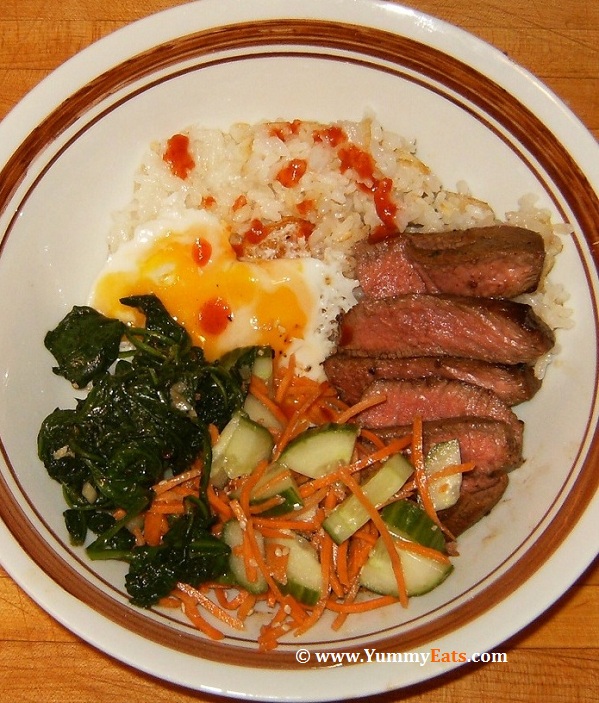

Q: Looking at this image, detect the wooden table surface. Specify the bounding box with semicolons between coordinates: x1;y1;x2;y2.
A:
1;1;597;701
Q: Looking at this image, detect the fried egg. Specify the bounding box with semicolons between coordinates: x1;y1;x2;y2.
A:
90;209;357;377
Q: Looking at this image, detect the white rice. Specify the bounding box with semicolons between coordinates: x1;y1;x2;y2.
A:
108;116;572;374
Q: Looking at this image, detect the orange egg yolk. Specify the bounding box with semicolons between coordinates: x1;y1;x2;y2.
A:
91;219;312;361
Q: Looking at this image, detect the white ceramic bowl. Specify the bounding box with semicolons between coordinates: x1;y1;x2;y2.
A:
1;0;598;699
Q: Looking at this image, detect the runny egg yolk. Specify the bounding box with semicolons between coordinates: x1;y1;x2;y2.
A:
90;212;314;362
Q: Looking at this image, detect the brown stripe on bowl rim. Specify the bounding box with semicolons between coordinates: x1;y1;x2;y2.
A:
1;19;598;669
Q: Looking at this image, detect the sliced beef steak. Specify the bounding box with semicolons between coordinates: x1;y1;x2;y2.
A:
375;417;523;474
356;377;524;447
324;352;541;406
355;225;545;299
438;473;509;536
338;294;555;365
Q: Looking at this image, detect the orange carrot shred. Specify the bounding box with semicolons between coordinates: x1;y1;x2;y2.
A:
335;392;388;424
339;468;408;607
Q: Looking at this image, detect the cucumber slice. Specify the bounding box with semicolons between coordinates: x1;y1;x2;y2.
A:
251;349;274;385
222;520;268;595
267;532;323;606
243;392;283;432
279;423;359;479
359;537;453;597
250;462;303;516
425;439;462;510
211;410;274;487
381;499;446;553
323;453;413;544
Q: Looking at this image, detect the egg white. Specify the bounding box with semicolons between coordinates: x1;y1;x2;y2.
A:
90;208;358;378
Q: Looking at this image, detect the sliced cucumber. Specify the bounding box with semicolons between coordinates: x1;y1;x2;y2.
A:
222;519;268;595
323;453;413;544
267;532;323;606
250;462;303;516
279;423;359;479
359;536;453;597
210;410;274;487
425;439;462;511
381;500;446;553
243;392;283;432
251;349;274;385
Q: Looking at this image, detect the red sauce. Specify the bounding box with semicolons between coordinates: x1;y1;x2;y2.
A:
232;194;248;211
296;198;315;216
199;297;232;335
337;145;399;236
372;177;397;228
296;218;315;240
163;133;195;180
269;120;302;141
312;125;347;147
338;144;376;182
368;224;395;244
243;219;268;245
192;238;212;267
276;159;307;188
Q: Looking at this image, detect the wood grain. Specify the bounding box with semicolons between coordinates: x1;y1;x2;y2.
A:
0;1;597;701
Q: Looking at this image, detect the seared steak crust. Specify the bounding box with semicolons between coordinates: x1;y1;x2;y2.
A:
324;352;541;406
338;294;555;365
438;473;509;536
355;225;545;299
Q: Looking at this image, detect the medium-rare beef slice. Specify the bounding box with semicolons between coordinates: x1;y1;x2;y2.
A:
438;472;509;536
338;294;555;365
324;352;541;406
354;225;545;299
356;377;524;448
376;417;523;474
375;418;516;535
354;234;429;298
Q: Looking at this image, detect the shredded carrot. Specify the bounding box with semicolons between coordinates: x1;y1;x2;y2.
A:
248;495;285;515
265;541;289;583
430;461;477;479
274;354;297;404
143;511;168;546
249;377;288;426
252;515;323;533
359;427;388;449
336;538;351;588
412;415;454;539
272;384;326;459
250;467;293;501
152;463;203;495
331;579;359;630
176;582;245;631
173;587;226;640
394;538;451;564
236;592;257;621
208;423;220;444
207;484;233;522
347;436;413;473
326;594;399;613
144;502;186;515
334;392;388;424
339;468;408;607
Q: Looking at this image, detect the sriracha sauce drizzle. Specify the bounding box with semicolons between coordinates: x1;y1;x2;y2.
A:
163;133;196;180
199;297;232;336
